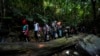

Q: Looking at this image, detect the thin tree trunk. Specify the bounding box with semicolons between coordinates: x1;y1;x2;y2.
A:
91;0;96;21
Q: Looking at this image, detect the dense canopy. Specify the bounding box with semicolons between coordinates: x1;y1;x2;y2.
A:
0;0;100;31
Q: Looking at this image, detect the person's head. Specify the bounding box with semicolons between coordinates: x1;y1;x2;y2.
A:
22;19;27;25
34;20;35;23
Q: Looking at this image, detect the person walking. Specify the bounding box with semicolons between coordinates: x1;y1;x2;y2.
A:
33;21;39;42
22;19;30;42
43;23;51;41
57;21;62;37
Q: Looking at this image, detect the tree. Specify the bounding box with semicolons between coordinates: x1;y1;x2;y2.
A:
3;0;100;27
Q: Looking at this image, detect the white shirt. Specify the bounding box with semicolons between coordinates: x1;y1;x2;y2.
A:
34;23;39;31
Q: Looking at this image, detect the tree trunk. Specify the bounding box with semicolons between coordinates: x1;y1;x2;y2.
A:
91;0;96;22
0;34;86;56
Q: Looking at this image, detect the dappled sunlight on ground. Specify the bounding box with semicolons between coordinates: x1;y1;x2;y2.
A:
38;43;45;48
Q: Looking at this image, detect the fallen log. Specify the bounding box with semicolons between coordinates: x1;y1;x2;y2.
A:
0;34;86;56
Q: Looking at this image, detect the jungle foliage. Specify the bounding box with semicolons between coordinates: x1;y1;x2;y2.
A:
0;0;100;27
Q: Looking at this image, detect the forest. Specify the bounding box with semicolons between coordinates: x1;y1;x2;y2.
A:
0;0;100;56
0;0;100;32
